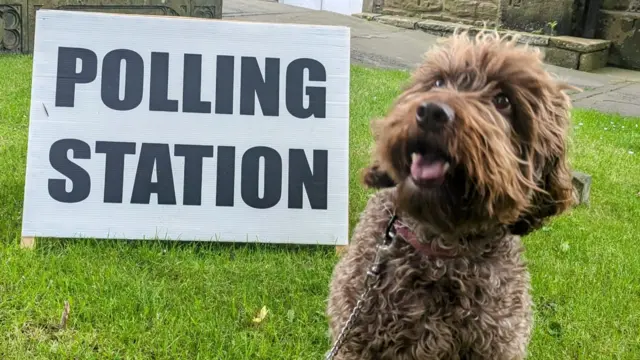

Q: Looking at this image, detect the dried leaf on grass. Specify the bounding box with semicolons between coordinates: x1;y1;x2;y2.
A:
252;306;268;324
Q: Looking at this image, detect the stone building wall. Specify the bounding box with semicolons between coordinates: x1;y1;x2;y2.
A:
382;0;500;26
374;0;640;70
375;0;640;70
0;0;223;54
596;0;640;69
602;0;640;11
499;0;574;35
380;0;575;31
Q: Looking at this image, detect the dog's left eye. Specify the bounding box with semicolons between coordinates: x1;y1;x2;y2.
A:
434;78;445;88
493;93;510;110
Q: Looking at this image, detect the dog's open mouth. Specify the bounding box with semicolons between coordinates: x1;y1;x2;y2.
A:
410;153;450;187
407;139;451;188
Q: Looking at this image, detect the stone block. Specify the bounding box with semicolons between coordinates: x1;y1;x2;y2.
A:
473;20;497;27
597;10;636;40
516;33;550;46
496;30;550;46
543;47;580;69
596;10;640;70
601;0;633;11
447;0;479;18
549;36;611;52
383;0;402;8
572;171;592;206
419;12;445;21
0;0;223;54
475;2;498;21
441;14;477;25
376;15;418;29
416;19;472;36
381;7;416;16
578;49;609;72
499;0;574;35
353;12;382;20
404;0;443;12
385;0;443;12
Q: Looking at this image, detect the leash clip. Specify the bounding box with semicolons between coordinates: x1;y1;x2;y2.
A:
365;214;398;288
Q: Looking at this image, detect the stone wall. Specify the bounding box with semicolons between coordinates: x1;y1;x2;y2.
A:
381;0;500;26
0;0;223;54
357;13;613;71
596;8;640;70
602;0;640;11
499;0;574;35
371;0;640;70
379;0;577;32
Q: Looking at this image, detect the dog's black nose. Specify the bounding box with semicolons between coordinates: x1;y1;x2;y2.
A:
416;102;454;130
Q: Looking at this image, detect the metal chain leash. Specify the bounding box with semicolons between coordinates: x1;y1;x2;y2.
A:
324;215;399;360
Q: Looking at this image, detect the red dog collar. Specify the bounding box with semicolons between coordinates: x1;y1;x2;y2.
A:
394;222;459;258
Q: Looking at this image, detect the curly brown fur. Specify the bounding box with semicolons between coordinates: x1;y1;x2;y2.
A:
327;31;575;359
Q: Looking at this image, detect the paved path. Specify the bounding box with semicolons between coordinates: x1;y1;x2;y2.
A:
223;0;640;117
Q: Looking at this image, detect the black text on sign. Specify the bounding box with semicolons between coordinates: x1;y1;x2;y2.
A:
48;140;328;210
54;47;327;119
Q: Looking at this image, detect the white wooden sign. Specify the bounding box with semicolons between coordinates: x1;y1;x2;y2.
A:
22;10;350;246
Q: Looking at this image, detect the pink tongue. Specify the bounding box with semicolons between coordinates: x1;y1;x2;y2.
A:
410;154;446;181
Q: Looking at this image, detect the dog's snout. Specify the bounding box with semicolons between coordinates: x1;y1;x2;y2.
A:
416;102;454;130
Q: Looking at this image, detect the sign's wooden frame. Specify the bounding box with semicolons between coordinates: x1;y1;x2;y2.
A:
21;237;35;249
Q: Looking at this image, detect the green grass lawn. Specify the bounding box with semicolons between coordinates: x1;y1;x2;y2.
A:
1;55;639;359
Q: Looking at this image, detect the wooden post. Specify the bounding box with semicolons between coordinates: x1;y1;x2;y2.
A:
20;236;36;249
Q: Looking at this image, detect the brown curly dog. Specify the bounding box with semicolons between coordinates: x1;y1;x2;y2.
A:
326;31;576;360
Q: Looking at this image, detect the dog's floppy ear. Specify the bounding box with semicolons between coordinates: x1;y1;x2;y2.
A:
361;116;398;189
509;156;574;236
509;83;575;236
361;163;396;189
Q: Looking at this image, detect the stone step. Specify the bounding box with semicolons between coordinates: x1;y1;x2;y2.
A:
353;14;612;72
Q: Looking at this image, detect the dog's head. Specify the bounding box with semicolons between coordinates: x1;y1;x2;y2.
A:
364;31;575;237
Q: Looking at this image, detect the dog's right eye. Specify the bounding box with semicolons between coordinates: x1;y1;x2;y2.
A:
434;78;445;88
493;93;511;110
